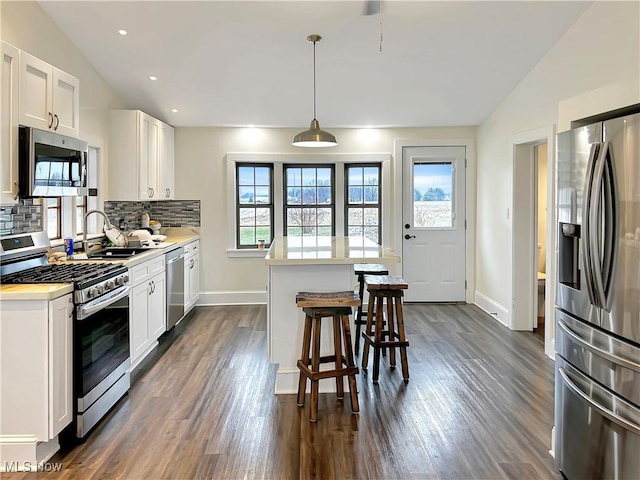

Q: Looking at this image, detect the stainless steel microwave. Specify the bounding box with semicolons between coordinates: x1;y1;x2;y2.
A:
18;126;88;197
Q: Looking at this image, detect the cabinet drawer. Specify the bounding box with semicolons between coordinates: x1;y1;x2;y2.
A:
184;240;199;258
130;255;166;285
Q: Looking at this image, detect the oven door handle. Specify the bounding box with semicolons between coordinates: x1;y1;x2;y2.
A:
76;285;131;320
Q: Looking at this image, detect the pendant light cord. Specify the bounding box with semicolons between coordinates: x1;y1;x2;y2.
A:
312;39;317;119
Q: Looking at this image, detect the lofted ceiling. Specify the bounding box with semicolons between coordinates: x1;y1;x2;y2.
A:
38;0;591;128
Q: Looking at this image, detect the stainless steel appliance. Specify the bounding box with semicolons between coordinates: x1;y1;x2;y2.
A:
0;231;130;440
554;110;640;479
166;246;185;330
18;126;87;197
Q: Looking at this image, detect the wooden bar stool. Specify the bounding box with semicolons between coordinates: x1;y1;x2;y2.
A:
295;291;361;422
361;275;410;384
353;263;389;353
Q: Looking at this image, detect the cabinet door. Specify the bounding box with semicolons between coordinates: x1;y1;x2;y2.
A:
1;42;19;204
48;294;73;438
138;112;153;200
159;122;174;199
149;272;166;341
51;68;79;137
189;253;200;306
184;256;191;311
148;119;160;199
19;51;53;131
130;281;151;365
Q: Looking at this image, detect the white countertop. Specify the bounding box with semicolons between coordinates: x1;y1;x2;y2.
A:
265;236;400;266
0;228;200;301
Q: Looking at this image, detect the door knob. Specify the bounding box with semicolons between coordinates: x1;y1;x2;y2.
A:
404;224;411;229
404;234;416;240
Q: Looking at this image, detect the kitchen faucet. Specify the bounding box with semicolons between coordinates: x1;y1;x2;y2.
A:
83;210;115;252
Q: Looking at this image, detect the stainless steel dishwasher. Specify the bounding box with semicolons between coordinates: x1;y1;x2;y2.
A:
166;247;185;330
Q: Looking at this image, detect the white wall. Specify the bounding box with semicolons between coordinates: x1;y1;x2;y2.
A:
1;1;124;202
476;2;640;316
174;126;476;303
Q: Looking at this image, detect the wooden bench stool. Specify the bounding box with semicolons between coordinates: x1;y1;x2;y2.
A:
296;291;361;422
354;263;389;353
361;275;410;384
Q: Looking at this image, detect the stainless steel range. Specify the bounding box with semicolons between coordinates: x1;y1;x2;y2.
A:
0;231;131;440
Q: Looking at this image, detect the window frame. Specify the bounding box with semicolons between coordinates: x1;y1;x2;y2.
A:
75;195;88;235
45;197;62;240
344;163;382;243
235;162;274;249
283;164;336;237
226;153;391;258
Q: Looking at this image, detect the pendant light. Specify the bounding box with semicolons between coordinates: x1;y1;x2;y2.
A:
292;34;337;148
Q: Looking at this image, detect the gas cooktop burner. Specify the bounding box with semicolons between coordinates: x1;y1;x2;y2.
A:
0;262;126;286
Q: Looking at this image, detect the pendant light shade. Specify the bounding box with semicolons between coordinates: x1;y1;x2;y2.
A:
292;34;337;148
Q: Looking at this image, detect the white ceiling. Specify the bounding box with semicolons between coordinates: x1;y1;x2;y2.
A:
38;0;590;128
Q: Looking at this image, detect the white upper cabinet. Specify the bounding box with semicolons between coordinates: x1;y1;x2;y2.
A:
159;122;174;199
1;41;20;204
19;51;79;137
109;110;175;201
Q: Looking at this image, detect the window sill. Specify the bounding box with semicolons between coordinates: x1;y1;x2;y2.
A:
226;248;269;258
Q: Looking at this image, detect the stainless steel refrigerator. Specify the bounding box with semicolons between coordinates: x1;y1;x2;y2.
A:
554;111;640;479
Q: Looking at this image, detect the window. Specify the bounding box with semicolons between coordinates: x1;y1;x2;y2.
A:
412;162;453;228
75;196;87;235
284;165;334;236
45;198;61;239
236;163;273;248
345;164;381;243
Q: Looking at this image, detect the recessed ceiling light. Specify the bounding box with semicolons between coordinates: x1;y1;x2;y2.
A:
118;29;128;36
171;108;179;113
149;75;158;81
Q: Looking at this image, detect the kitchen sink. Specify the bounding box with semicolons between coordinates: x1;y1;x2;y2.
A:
86;247;152;260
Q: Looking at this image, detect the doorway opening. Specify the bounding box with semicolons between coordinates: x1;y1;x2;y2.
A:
511;126;556;358
534;144;548;340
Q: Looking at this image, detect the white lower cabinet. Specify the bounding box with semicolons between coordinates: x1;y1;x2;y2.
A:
129;255;166;370
184;240;200;313
0;293;73;469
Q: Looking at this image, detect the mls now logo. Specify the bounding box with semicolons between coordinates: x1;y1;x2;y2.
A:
4;461;63;472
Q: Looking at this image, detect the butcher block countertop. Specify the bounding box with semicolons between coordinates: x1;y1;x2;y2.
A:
265;236;400;266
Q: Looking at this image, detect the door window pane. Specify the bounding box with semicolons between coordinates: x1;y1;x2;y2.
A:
413;162;453;228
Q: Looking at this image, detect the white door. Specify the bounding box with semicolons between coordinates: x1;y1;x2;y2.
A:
19;51;53;131
402;146;466;302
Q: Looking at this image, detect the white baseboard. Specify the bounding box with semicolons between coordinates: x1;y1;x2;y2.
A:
198;290;267;306
474;290;510;328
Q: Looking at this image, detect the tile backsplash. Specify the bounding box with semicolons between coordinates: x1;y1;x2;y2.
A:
104;200;201;231
0;199;42;236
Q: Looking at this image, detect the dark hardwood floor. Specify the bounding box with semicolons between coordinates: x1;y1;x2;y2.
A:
5;303;559;480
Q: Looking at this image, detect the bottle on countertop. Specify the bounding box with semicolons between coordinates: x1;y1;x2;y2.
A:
141;212;150;229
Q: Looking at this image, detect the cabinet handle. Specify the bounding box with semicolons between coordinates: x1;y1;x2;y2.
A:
48;112;54;129
166;188;170;198
148;187;152;198
190;258;194;269
150;187;155;198
54;114;59;130
148;281;153;295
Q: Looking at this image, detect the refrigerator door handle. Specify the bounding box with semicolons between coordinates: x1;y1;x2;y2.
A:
590;142;618;311
557;319;640;373
558;367;640;435
600;142;618;311
582;142;600;308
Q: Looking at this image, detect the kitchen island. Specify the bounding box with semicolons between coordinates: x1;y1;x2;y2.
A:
265;236;400;394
